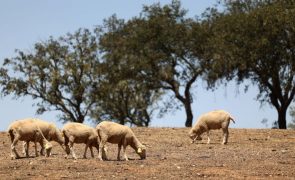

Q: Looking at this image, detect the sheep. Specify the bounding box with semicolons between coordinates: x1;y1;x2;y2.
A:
96;121;146;161
8;118;53;159
189;110;235;145
62;122;107;160
22;118;64;156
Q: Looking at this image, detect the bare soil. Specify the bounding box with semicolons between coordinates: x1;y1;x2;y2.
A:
0;128;295;179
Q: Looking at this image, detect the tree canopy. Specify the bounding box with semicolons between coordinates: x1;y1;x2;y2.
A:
98;1;207;127
0;29;101;123
202;0;295;129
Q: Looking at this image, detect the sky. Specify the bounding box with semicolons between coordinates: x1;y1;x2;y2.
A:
0;0;291;131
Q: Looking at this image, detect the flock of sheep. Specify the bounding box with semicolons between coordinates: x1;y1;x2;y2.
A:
7;110;234;161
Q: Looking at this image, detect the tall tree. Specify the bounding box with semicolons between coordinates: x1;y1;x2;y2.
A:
100;1;206;127
0;28;101;123
288;106;295;129
94;15;164;126
202;0;295;129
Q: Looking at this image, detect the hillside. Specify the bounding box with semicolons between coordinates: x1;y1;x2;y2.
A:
0;128;295;179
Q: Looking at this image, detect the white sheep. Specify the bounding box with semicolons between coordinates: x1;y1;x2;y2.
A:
8;118;53;159
22;118;64;156
62;122;107;160
189;110;235;145
96;121;146;161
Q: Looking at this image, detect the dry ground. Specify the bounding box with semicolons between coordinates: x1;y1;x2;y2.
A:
0;128;294;179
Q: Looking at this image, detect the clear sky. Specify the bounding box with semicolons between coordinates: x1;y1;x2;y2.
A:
0;0;290;131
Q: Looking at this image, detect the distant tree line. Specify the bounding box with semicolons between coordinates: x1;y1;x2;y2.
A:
0;0;294;128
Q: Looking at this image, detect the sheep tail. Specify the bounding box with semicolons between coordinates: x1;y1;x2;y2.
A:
96;127;102;142
8;129;15;143
229;115;235;124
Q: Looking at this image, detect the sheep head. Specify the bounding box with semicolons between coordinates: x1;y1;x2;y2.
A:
136;146;146;160
189;128;202;143
45;142;53;157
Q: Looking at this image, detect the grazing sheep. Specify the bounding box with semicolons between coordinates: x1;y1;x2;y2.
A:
96;121;146;161
62;122;107;160
8;118;53;159
22;118;64;156
189;110;235;145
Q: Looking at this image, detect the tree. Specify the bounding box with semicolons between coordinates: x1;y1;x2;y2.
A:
203;0;295;129
90;15;164;126
288;106;295;129
99;1;206;127
91;78;163;126
0;28;101;123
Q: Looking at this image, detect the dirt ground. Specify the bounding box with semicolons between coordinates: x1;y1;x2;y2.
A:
0;128;294;179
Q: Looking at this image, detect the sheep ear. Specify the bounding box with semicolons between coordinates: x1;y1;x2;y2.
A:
137;147;142;153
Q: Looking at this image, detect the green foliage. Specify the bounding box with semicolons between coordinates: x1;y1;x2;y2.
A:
91;15;165;126
0;28;101;123
203;0;295;129
99;1;206;127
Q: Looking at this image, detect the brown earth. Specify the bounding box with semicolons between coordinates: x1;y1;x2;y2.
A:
0;128;294;179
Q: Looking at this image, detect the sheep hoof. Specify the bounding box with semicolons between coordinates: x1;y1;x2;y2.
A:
11;156;16;160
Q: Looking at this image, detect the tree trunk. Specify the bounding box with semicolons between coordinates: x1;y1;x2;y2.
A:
143;109;150;127
119;117;125;125
184;101;193;127
277;107;287;129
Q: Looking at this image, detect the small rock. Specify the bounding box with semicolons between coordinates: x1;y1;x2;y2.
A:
196;173;204;177
160;157;167;160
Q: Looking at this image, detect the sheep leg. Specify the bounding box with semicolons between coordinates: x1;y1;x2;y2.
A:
39;141;45;156
102;147;108;160
34;141;39;157
69;139;77;160
64;135;70;159
89;146;94;158
34;130;46;157
24;141;30;157
83;142;90;159
207;131;211;144
98;140;107;161
122;144;129;161
22;141;26;156
117;143;122;161
22;141;29;157
222;128;229;145
11;134;20;159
